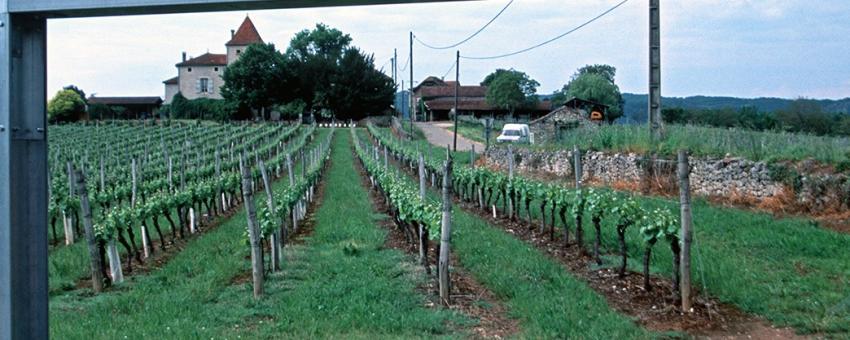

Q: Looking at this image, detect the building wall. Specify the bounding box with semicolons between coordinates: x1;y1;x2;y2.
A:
164;83;179;104
178;65;225;100
226;45;247;65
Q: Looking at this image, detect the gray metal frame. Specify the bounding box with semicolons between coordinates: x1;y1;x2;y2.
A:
0;1;467;339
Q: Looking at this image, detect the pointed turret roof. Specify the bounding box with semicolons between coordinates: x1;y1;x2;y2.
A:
226;16;263;46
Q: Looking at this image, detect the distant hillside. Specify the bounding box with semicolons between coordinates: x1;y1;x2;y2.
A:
621;93;850;123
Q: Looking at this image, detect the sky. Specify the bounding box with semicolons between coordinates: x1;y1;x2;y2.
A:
46;0;850;100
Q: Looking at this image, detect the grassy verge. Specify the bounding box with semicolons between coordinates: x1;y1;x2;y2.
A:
361;129;652;338
455;120;850;165
407;126;850;335
50;130;465;339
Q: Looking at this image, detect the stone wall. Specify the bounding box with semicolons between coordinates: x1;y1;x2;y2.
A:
484;146;848;212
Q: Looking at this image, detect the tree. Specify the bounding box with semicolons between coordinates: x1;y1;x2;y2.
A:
47;89;86;123
574;64;617;84
285;23;353;113
483;69;540;117
561;72;624;123
480;69;513;87
222;43;286;120
63;85;87;104
325;48;395;121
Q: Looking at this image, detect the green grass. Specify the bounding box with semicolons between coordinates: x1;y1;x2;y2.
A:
406;126;850;335
50;130;466;339
456;120;850;165
360;129;652;338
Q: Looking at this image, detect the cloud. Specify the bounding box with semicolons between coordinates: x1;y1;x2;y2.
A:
46;0;850;100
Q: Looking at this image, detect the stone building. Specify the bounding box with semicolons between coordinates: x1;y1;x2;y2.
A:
529;98;607;143
163;16;263;104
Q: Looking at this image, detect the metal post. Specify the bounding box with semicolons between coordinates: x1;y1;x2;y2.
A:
453;50;459;151
649;0;662;141
0;13;48;340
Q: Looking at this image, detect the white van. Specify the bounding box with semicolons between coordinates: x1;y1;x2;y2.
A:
496;124;531;144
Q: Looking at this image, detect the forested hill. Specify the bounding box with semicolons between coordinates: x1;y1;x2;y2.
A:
621;93;850;123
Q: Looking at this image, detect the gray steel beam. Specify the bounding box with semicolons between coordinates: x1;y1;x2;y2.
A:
0;8;49;340
9;0;467;18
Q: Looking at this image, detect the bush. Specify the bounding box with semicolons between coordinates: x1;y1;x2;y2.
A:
47;89;86;123
170;92;235;121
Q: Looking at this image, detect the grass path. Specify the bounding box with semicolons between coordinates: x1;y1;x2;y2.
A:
50;130;465;339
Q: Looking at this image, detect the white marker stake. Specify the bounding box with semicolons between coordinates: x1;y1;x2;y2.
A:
107;239;124;283
189;208;196;233
141;225;150;258
492;205;497;219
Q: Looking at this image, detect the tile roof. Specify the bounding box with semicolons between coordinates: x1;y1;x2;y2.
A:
176;53;227;67
88;96;163;105
424;97;552;112
418;84;488;98
163;76;179;85
226;16;264;46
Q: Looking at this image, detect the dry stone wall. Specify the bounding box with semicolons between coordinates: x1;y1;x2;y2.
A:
484;146;848;212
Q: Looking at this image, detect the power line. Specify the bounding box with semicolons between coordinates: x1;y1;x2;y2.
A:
461;0;630;60
441;59;456;79
398;54;410;72
414;0;514;50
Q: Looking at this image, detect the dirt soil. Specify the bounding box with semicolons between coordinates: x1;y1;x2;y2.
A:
456;198;805;339
354;145;519;339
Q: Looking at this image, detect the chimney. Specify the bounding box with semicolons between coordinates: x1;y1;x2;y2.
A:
231;29;235;38
182;52;187;62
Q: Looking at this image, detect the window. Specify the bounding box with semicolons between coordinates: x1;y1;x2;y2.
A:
236;49;241;55
214;67;219;72
199;78;211;94
188;67;192;72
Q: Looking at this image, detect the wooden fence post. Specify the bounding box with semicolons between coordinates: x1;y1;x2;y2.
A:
439;149;454;304
417;153;429;273
240;154;264;299
507;145;514;219
678;150;693;312
75;169;104;293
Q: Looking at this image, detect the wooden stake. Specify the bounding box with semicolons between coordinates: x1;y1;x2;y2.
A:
678;150;693;312
438;149;453;304
240;154;264;299
75;169;104;293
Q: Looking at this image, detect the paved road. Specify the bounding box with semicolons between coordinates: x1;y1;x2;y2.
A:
416;121;485;152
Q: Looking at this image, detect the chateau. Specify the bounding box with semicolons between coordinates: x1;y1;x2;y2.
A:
163;16;263;104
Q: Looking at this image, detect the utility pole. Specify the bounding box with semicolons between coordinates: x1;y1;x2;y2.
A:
453;51;460;151
649;0;662;141
409;32;415;129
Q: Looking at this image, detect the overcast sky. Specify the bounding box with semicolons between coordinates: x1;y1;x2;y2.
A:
47;0;850;100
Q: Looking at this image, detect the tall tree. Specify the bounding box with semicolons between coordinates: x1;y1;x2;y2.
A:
325;48;395;121
558;64;624;123
63;85;87;104
285;24;353;113
221;43;286;120
48;89;86;123
483;69;540;118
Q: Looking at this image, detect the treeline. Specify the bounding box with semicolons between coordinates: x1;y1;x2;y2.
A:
662;98;850;136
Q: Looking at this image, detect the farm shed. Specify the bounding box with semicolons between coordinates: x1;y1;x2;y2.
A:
530;98;607;143
87;96;163;119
